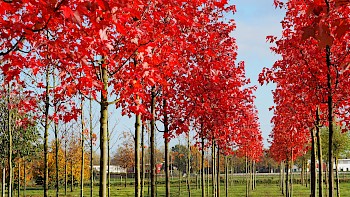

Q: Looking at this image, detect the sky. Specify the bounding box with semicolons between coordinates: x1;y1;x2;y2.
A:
232;0;286;147
92;0;287;153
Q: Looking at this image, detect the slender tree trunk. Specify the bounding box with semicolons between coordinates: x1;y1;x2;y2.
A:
65;132;68;196
335;157;339;197
178;164;181;194
254;161;257;189
124;170;127;187
7;85;13;197
325;163;328;197
53;74;59;197
164;134;170;197
44;69;49;197
225;156;228;197
253;161;256;190
250;161;253;191
286;160;289;197
81;97;84;197
1;166;6;197
316;107;323;197
107;126;110;197
282;162;285;195
280;163;282;191
99;65;109;197
55;121;59;197
245;157;248;197
230;157;233;187
71;159;74;192
23;160;26;197
212;143;216;197
201;135;205;197
291;154;294;197
135;113;141;197
163;99;170;197
17;162;20;197
311;128;317;197
207;153;209;197
89;97;93;197
187;133;191;197
301;159;304;186
2;167;4;197
216;147;220;197
326;45;334;197
150;87;156;197
306;159;308;188
141;124;145;197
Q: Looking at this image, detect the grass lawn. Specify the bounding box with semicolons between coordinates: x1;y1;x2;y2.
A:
7;174;350;196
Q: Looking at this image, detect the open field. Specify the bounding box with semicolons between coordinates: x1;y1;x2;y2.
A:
7;173;350;196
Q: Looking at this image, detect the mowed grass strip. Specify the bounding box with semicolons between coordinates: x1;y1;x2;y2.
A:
9;173;350;196
10;182;350;196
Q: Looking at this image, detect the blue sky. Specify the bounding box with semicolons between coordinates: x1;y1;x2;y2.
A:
233;0;285;147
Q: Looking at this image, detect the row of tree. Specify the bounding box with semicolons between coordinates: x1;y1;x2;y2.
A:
260;1;350;197
1;0;264;197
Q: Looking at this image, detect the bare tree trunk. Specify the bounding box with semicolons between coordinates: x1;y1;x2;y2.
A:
212;143;216;197
99;65;109;197
286;160;289;197
335;157;340;197
281;162;285;195
225;156;228;197
316;107;323;197
135;113;141;197
245;156;248;197
311;128;317;197
216;147;220;197
89;97;93;197
207;153;210;197
306;159;308;188
254;161;257;189
23;160;26;197
53;74;59;197
252;161;256;190
2;167;4;197
55;121;59;197
43;69;50;197
325;163;328;197
64;129;68;196
1;167;4;197
326;45;334;197
71;159;74;192
250;160;253;191
107;125;110;197
17;162;20;197
201;135;205;197
141;124;145;197
291;154;294;197
163;99;170;197
301;159;304;186
81;97;84;197
230;157;233;187
187;133;191;197
178;164;181;194
150;87;156;197
7;84;13;197
280;163;282;191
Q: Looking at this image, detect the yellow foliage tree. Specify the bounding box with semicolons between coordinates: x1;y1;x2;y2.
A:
30;138;90;186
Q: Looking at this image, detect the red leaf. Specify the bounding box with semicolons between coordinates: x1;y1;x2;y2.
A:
61;6;74;19
116;23;127;35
